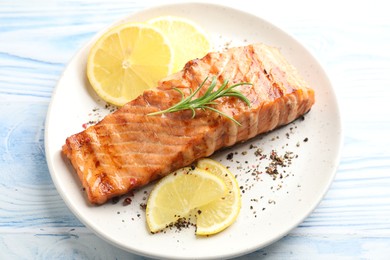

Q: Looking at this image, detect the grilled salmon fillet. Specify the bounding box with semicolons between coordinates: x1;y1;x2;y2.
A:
62;43;315;204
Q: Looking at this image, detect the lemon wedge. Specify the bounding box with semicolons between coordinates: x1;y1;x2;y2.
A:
148;16;211;72
195;158;241;236
87;22;173;106
146;167;227;233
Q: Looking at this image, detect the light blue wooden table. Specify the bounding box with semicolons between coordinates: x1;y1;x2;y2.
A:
1;0;389;259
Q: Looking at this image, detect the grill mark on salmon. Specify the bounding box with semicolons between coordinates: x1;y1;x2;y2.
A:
62;43;315;204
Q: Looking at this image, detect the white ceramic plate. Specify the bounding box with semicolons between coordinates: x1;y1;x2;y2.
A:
45;3;342;259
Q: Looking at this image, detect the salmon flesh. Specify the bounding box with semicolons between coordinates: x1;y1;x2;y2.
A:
62;43;315;204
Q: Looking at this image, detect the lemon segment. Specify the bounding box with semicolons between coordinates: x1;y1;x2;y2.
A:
148;16;211;73
195;158;241;236
87;22;173;106
146;167;227;233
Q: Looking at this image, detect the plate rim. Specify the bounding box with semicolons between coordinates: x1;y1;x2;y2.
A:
44;2;343;259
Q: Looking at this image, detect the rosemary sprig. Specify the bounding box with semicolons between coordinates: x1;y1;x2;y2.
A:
148;77;252;125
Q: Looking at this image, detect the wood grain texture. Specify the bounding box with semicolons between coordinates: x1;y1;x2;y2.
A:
1;0;390;259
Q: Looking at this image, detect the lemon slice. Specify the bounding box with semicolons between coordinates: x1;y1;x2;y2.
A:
148;16;211;73
195;158;241;236
87;22;173;106
146;167;227;233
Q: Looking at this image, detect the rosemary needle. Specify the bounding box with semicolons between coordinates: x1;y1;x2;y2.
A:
148;76;252;125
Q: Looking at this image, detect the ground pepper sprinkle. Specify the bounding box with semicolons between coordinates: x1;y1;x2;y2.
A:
223;120;310;218
123;197;132;206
